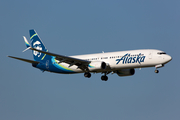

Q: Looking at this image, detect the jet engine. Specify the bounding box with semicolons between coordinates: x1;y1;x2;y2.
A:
32;63;38;67
89;61;107;71
116;69;135;77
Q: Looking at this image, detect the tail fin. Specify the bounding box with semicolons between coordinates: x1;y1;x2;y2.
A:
29;29;51;62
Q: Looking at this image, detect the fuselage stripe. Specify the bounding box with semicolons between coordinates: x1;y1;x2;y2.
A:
54;58;74;71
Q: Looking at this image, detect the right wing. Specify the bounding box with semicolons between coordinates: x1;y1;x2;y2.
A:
30;47;91;71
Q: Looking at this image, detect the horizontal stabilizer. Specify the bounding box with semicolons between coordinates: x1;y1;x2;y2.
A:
22;47;31;52
8;56;39;64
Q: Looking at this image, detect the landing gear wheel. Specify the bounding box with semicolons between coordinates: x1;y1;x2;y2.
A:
101;75;108;81
84;72;91;78
155;70;159;73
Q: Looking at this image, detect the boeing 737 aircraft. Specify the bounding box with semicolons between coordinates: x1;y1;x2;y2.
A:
8;29;172;81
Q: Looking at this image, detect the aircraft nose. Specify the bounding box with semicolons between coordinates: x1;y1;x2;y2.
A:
166;55;172;63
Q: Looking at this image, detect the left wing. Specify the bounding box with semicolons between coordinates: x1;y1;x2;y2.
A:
8;56;39;64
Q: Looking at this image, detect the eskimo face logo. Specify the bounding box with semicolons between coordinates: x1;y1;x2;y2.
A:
33;41;42;57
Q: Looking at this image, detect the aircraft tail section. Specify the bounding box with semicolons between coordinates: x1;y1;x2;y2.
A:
29;29;51;62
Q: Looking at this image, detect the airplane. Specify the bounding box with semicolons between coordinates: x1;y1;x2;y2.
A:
8;29;172;81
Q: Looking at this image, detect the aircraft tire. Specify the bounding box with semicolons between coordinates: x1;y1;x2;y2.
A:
101;75;108;81
84;72;91;78
155;70;159;73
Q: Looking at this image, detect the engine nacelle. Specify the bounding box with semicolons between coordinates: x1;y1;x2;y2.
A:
116;69;135;77
88;61;107;70
32;63;38;67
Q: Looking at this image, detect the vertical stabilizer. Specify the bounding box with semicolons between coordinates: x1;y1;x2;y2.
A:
29;29;51;62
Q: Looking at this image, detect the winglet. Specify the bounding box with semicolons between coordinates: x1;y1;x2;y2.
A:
23;36;31;52
23;36;30;47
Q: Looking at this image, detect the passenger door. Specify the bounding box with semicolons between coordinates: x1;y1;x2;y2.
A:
149;51;152;59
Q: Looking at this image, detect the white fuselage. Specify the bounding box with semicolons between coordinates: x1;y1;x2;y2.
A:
57;49;172;73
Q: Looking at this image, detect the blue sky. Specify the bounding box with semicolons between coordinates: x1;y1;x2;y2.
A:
0;0;179;120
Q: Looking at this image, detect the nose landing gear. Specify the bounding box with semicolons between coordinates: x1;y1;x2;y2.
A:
155;69;159;73
154;64;164;73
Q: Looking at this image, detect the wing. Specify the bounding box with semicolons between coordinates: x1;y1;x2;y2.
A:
30;47;91;71
8;56;39;64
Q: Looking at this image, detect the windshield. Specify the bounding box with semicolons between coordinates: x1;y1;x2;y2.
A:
157;52;166;55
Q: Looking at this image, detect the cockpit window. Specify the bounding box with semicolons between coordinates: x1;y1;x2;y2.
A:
157;52;166;55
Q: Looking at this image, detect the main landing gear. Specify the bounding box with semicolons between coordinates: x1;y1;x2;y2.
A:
84;72;91;78
84;72;108;81
101;75;108;81
101;72;108;81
